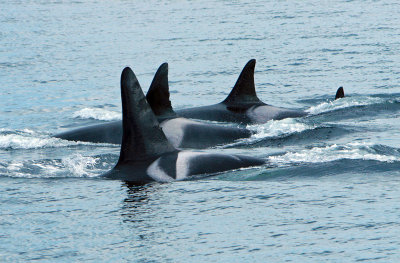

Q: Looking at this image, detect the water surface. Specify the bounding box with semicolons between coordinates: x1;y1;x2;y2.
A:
1;0;400;262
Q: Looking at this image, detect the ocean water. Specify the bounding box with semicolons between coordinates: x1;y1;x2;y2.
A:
1;0;400;262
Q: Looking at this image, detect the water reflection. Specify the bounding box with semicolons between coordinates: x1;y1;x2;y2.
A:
120;182;161;224
123;182;154;203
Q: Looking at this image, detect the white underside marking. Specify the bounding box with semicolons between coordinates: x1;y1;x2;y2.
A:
175;151;209;180
148;151;245;182
175;151;241;180
246;105;281;123
146;157;174;182
160;118;200;148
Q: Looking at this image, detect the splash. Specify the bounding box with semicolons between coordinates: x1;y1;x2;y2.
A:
62;154;100;177
223;118;315;147
247;118;314;139
269;142;400;165
218;118;318;149
0;154;103;178
307;96;384;115
73;108;121;121
0;133;72;149
0;130;111;150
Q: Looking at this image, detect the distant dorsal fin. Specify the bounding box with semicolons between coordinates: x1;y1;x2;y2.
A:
118;67;176;164
146;63;176;118
335;86;345;100
222;59;262;105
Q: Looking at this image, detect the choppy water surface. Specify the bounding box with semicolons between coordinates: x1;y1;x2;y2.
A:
1;0;400;261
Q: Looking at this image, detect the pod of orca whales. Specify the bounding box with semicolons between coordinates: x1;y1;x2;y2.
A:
56;59;345;184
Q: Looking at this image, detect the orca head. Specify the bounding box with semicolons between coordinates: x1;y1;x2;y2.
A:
117;67;177;166
335;86;345;100
146;63;177;120
222;59;263;108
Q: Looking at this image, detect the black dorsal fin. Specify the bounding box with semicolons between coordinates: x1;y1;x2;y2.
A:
335;86;345;100
118;67;176;164
146;63;176;118
222;59;262;105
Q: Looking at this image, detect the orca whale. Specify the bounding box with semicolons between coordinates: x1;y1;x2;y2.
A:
176;59;308;124
55;63;252;148
103;67;265;183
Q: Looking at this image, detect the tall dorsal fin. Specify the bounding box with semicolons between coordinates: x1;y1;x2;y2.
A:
222;59;262;105
146;63;176;118
117;67;176;164
335;86;345;100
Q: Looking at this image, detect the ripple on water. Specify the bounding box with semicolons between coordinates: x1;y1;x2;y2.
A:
1;0;400;262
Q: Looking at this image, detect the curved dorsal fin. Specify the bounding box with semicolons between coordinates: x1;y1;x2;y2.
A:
222;59;262;105
118;67;176;164
146;63;176;118
335;86;345;100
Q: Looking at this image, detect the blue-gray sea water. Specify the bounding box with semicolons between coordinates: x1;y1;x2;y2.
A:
1;0;400;262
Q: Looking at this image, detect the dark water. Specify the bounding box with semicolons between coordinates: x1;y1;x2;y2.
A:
1;0;400;261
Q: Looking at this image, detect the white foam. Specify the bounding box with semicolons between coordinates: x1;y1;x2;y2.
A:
1;161;27;178
62;154;100;177
32;161;62;176
7;161;24;171
73;108;121;121
247;118;313;139
0;133;69;149
221;119;314;147
269;142;400;165
0;132;106;150
307;96;384;115
1;155;101;178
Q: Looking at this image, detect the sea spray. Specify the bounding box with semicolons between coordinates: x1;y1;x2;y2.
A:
73;108;121;121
